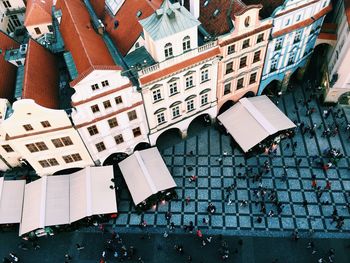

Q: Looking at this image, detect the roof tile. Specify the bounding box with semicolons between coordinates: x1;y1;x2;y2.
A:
24;0;54;26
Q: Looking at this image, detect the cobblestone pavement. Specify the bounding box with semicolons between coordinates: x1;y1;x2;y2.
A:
115;86;350;237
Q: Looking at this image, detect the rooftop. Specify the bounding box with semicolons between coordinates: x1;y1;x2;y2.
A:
22;39;60;109
242;0;284;19
56;0;119;82
139;0;200;41
24;0;54;27
0;31;20;101
124;46;155;70
102;0;163;56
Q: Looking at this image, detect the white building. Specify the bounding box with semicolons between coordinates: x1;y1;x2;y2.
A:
323;0;350;103
0;0;26;34
137;0;220;145
1;39;94;176
57;0;149;165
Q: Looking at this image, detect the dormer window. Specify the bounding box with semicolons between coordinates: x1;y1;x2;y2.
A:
182;36;191;52
213;9;220;17
164;43;173;59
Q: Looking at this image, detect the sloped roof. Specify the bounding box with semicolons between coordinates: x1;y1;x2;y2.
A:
89;0;105;18
102;0;162;56
242;0;284;19
0;31;20;100
24;0;54;26
345;0;350;26
22;39;59;109
198;0;250;36
56;0;117;78
139;0;200;41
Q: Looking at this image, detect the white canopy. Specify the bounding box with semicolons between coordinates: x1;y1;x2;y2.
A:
218;96;296;152
19;166;117;236
119;147;176;205
0;177;25;224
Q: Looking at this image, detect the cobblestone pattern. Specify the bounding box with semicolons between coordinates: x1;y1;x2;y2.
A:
115;87;350;236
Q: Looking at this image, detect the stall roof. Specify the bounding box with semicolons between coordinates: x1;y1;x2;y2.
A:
217;96;296;152
19;166;117;236
0;178;26;224
119;147;176;205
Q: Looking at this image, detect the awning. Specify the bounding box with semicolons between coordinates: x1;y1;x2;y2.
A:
19;166;117;236
218;95;296;152
119;147;176;205
0;177;25;224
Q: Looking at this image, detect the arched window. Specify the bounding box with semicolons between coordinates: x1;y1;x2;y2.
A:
182;36;191;52
164;43;173;59
244;16;250;27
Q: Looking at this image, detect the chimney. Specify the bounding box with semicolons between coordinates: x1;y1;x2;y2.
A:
189;0;200;19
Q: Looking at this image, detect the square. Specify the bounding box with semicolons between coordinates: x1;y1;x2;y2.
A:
198;178;209;188
237;190;248;200
310;218;324;230
198;189;209;200
295;217;309;230
171;201;183;212
198;157;209;166
239;216;252;228
173;156;184;165
277;191;290;202
291;191;303;202
281;217;295;229
225;215;237;227
210;178;222;187
211;189;223;200
289;179;301;189
308;205;321;216
211;215;223;227
293;205;307;216
267;217;280;229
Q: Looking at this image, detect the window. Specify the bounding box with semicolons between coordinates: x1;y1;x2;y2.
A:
39;159;58;167
257;33;264;43
96;142;106;152
152;89;162;102
275;38;283;50
236;78;244;89
39;160;50;168
10;15;21;27
169;82;178;95
2;1;11;8
114;134;124;144
285;18;290;26
225;62;233;74
242;39;250;49
294;31;302;43
52;137;73;148
25;142;48;152
182;36;191;52
128;110;137;121
101;80;109;87
63;153;82;163
91;84;99;91
115;96;123;104
239;56;247;69
108;117;118;128
201;94;208;105
253;50;261;63
187;100;195;112
164;43;173;59
103;100;112;109
2;145;14;153
26;143;39;153
48;25;53;32
201;69;209;82
296;14;301;21
270;59;278;72
87;125;99;136
136;10;142;17
185;76;194;88
91;104;100;113
157;112;166;125
132;127;142;137
172;106;180;118
48;158;59;166
288;52;295;65
16;61;22;66
224;83;231;95
23;124;33;131
36;142;48;151
72;154;82;161
249;72;257;84
34;27;41;35
227;44;235;55
40;121;51;128
244;16;250;27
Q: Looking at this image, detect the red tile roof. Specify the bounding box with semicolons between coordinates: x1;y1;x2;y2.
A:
199;0;262;36
24;0;53;26
0;31;19;100
22;39;59;109
345;0;350;26
56;0;117;81
242;0;284;19
102;0;163;56
89;0;106;19
139;47;220;85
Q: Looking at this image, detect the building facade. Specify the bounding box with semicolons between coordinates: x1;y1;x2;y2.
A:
258;0;332;95
0;0;26;34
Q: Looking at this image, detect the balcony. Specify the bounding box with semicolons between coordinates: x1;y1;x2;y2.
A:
5;7;26;16
5;45;27;64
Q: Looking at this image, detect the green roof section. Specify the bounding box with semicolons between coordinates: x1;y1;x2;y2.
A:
14;65;25;99
63;51;78;80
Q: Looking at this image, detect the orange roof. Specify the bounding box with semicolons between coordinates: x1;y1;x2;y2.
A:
56;0;117;80
90;0;105;18
0;31;19;100
24;0;53;27
103;0;162;56
345;0;350;26
22;39;59;109
140;47;220;85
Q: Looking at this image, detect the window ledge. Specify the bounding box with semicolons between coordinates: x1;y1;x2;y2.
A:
187;108;196;113
169;92;180;97
153;98;164;104
185;85;195;90
200;79;210;84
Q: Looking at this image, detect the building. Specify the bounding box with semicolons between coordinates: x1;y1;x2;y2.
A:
0;31;21;170
322;0;350;103
56;0;149;165
0;0;26;34
197;0;272;113
137;0;220;145
255;0;332;95
24;0;54;40
1;39;94;176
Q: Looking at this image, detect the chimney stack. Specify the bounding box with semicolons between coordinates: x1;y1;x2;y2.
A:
190;0;200;19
